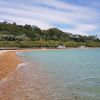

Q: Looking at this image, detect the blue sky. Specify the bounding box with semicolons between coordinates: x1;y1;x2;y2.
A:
0;0;100;37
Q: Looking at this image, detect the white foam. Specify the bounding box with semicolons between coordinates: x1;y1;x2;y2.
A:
16;63;28;69
16;51;24;57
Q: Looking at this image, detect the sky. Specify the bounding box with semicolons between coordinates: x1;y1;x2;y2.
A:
0;0;100;37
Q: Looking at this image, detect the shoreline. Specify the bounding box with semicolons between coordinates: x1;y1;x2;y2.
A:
0;47;100;50
0;47;100;80
0;48;62;80
0;49;44;80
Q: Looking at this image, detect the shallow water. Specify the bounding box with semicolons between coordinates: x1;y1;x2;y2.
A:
0;48;100;100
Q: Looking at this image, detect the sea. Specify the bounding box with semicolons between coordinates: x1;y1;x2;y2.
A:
0;48;100;100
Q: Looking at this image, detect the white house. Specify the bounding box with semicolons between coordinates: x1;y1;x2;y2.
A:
80;46;85;48
58;44;65;49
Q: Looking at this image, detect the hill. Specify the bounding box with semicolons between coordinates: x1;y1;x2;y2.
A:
0;21;100;48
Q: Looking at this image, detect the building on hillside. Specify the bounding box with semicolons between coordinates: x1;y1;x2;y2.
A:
80;46;85;48
58;44;65;49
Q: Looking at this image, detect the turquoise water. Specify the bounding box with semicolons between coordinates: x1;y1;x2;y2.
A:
23;48;100;100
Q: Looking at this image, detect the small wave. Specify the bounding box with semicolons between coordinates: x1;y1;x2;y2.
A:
16;51;24;57
82;77;100;82
16;63;28;69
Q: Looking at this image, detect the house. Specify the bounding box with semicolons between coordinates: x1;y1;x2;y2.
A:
58;44;65;49
80;46;85;48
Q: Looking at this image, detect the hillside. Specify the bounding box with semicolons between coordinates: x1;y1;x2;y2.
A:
0;21;100;48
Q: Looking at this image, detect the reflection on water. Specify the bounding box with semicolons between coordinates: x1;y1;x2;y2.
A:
0;48;100;100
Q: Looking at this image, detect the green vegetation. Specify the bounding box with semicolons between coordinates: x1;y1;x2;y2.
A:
0;21;100;48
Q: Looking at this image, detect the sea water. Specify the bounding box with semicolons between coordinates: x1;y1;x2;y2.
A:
22;48;100;100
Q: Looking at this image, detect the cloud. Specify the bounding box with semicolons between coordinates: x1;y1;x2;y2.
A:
0;0;99;36
61;24;98;36
75;24;98;32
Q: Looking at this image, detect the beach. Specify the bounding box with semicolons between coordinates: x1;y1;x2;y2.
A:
0;47;95;80
0;48;53;80
0;48;100;100
0;48;54;79
0;49;53;100
0;50;22;79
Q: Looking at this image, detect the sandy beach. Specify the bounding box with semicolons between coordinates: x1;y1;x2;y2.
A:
0;50;22;79
0;48;51;80
0;47;92;80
